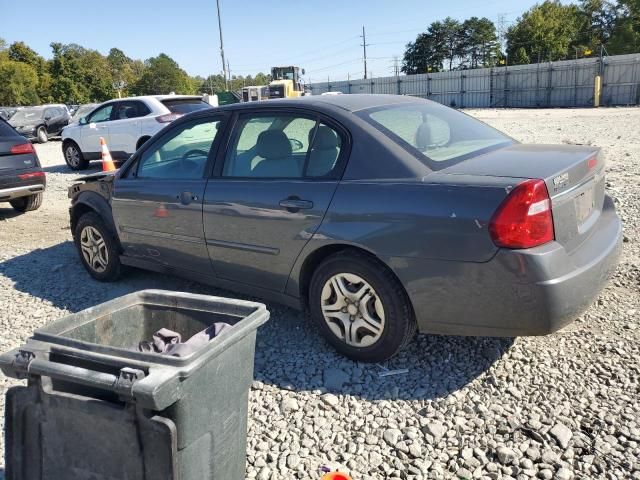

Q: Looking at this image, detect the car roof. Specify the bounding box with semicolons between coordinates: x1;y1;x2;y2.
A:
218;94;428;114
114;95;204;102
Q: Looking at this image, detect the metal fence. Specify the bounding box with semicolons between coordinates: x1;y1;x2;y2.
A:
309;53;640;107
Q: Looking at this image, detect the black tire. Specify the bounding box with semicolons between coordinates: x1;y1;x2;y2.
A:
63;140;88;170
10;193;43;212
73;212;121;281
36;127;48;144
309;250;416;362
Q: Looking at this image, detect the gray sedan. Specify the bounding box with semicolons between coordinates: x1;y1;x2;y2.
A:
68;95;622;362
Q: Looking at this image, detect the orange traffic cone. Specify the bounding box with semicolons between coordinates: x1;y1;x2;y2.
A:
321;473;352;480
100;137;116;172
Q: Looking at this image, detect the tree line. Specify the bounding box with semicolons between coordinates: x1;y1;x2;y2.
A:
0;39;270;106
402;0;640;74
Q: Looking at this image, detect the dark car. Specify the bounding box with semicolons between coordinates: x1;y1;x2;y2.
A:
0;107;17;121
0;118;45;212
9;104;71;143
67;94;622;362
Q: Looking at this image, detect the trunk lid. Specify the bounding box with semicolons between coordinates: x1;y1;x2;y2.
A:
0;141;38;173
439;144;605;252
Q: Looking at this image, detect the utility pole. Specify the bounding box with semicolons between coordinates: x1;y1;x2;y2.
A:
216;0;228;91
227;59;231;84
361;26;369;79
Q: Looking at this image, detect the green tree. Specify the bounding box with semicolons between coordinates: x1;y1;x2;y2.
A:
460;17;501;68
133;53;193;95
402;17;465;74
0;60;39;105
507;1;584;63
608;0;640;53
49;43;114;103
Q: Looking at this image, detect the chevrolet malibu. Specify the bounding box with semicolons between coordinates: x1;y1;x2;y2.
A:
68;95;622;362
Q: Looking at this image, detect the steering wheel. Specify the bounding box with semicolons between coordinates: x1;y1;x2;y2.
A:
181;149;208;161
289;138;304;152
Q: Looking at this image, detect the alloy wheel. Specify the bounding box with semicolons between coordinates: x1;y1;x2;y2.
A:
320;273;386;347
80;226;109;273
65;145;80;167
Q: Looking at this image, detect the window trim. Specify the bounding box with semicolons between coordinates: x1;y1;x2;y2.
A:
123;113;228;181
213;109;350;181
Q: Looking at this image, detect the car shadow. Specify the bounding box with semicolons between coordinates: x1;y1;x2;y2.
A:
41;164;101;175
0;204;23;219
1;241;513;401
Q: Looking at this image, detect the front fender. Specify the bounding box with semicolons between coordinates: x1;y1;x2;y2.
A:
70;191;120;248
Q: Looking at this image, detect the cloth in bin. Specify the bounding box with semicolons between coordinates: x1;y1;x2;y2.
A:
138;323;231;357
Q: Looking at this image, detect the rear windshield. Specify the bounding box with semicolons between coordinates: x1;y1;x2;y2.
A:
356;102;513;170
161;99;211;114
0;119;18;137
10;108;44;123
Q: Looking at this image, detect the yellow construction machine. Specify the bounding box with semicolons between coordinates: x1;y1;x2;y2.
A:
268;66;306;99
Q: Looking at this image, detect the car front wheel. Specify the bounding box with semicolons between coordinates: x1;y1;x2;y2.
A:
74;212;121;281
63;141;88;170
309;250;416;362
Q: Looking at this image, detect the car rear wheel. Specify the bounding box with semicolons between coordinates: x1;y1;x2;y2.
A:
309;250;416;362
74;212;121;281
36;127;48;144
10;193;43;212
63;141;88;170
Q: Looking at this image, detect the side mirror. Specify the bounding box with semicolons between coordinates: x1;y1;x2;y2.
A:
44;116;52;121
79;117;88;125
301;68;306;75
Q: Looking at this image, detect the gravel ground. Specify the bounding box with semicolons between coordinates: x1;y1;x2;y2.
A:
1;108;639;479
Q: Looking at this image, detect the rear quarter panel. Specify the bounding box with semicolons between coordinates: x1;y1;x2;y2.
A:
313;179;513;262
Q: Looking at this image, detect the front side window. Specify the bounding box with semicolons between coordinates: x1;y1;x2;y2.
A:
357;102;513;170
222;114;342;179
88;104;114;123
137;118;221;179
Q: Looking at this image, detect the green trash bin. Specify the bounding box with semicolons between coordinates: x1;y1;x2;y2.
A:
0;290;269;480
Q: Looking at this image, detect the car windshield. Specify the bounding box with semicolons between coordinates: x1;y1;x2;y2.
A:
357;102;513;170
10;108;44;123
161;99;211;115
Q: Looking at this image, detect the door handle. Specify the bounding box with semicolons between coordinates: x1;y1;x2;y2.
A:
177;191;199;205
279;197;313;211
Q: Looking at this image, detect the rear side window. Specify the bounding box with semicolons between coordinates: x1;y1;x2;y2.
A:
161;99;211;114
358;102;513;170
222;114;343;179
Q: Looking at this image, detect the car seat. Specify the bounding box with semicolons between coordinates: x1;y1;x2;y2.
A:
251;130;298;177
307;126;340;176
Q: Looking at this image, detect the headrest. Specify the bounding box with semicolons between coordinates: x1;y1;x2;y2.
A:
310;125;339;150
415;122;433;151
256;130;292;159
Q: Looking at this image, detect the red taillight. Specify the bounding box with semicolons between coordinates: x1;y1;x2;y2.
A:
10;143;34;155
18;171;45;180
588;157;597;169
489;179;554;249
155;113;183;123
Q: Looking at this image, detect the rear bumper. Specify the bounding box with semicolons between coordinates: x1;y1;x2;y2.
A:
390;195;623;337
0;171;46;202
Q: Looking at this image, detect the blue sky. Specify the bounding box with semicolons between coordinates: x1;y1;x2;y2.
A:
1;0;540;82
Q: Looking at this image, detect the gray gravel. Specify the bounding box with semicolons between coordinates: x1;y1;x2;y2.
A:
1;108;639;479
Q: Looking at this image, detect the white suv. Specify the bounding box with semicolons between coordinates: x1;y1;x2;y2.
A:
61;95;212;170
